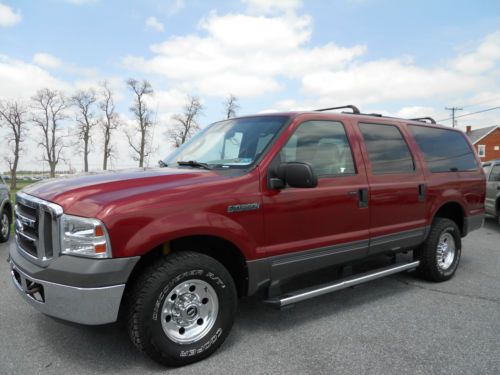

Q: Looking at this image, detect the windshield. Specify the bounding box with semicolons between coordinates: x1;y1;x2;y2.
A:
164;116;289;169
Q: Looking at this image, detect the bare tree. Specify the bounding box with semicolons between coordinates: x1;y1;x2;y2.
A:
126;78;154;167
72;89;97;172
0;100;28;189
224;94;239;119
32;88;67;178
99;81;119;170
169;96;204;148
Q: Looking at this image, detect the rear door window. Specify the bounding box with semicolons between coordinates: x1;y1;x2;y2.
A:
359;123;415;174
409;125;478;172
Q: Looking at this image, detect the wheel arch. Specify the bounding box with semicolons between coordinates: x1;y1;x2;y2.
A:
123;234;249;304
1;199;13;222
432;201;465;236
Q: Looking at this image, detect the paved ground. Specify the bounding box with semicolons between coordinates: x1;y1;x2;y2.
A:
1;220;499;375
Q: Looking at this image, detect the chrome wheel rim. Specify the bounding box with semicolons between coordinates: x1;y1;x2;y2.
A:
161;279;219;345
436;232;455;270
1;213;8;237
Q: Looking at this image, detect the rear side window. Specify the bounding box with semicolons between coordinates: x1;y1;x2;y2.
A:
359;123;415;174
409;125;478;173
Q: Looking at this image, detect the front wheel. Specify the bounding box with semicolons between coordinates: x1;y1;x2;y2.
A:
0;208;11;243
414;218;461;282
126;251;237;367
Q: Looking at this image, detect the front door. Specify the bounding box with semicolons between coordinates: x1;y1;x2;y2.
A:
261;118;370;281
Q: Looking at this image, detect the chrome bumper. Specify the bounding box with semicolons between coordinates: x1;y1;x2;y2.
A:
10;260;125;325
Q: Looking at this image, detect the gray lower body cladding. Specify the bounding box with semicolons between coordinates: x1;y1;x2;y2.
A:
9;242;139;325
463;213;484;236
247;226;429;296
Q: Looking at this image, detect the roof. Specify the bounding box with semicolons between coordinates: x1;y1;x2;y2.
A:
235;111;449;130
466;125;499;144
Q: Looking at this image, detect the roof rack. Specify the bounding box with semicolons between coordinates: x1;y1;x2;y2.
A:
315;105;360;114
313;105;436;124
410;117;436;124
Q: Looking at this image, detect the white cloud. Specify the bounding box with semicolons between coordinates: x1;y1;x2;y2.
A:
124;11;365;97
33;53;63;69
451;31;500;74
145;16;164;32
301;58;485;105
242;0;302;15
0;55;69;99
169;0;185;15
300;31;500;107
0;3;21;27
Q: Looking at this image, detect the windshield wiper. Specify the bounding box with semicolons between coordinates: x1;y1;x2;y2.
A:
177;160;213;170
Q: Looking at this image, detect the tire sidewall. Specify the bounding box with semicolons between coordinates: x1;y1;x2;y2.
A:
144;265;236;364
434;224;461;279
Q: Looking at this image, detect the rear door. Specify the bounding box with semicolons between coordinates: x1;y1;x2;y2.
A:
356;120;427;255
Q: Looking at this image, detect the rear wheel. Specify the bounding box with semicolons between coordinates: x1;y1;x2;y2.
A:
0;208;11;243
126;251;237;367
414;218;461;282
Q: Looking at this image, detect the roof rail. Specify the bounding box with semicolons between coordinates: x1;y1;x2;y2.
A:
315;105;360;114
410;117;436;124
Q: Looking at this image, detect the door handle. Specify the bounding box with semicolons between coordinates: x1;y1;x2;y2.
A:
418;184;426;202
358;188;368;208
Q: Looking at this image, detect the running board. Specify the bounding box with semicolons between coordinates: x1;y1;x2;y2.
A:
264;260;420;308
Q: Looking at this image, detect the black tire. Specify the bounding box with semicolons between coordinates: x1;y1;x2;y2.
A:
0;208;11;243
414;218;461;282
126;251;237;367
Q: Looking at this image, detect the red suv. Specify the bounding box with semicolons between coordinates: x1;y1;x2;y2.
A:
10;105;485;366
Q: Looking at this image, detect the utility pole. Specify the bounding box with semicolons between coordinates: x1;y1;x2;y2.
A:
445;106;463;128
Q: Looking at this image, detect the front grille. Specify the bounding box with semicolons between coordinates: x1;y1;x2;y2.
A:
15;192;63;266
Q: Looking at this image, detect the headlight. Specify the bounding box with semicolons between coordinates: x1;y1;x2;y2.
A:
61;214;112;258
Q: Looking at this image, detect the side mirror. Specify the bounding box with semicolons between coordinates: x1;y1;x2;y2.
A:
269;162;318;189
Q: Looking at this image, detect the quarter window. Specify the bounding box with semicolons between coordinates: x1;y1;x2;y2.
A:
280;120;356;177
359;123;415;174
409;125;478;172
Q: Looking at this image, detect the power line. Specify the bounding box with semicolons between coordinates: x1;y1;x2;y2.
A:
437;105;500;122
445;106;462;127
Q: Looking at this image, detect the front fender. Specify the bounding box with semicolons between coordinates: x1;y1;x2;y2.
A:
109;211;257;259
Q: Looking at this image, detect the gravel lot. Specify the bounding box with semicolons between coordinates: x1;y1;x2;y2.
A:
1;219;499;375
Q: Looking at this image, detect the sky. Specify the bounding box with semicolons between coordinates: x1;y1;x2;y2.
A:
0;0;499;172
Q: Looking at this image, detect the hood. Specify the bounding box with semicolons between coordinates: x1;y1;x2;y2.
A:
23;168;226;214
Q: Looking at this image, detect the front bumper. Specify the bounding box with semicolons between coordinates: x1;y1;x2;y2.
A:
9;242;140;325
